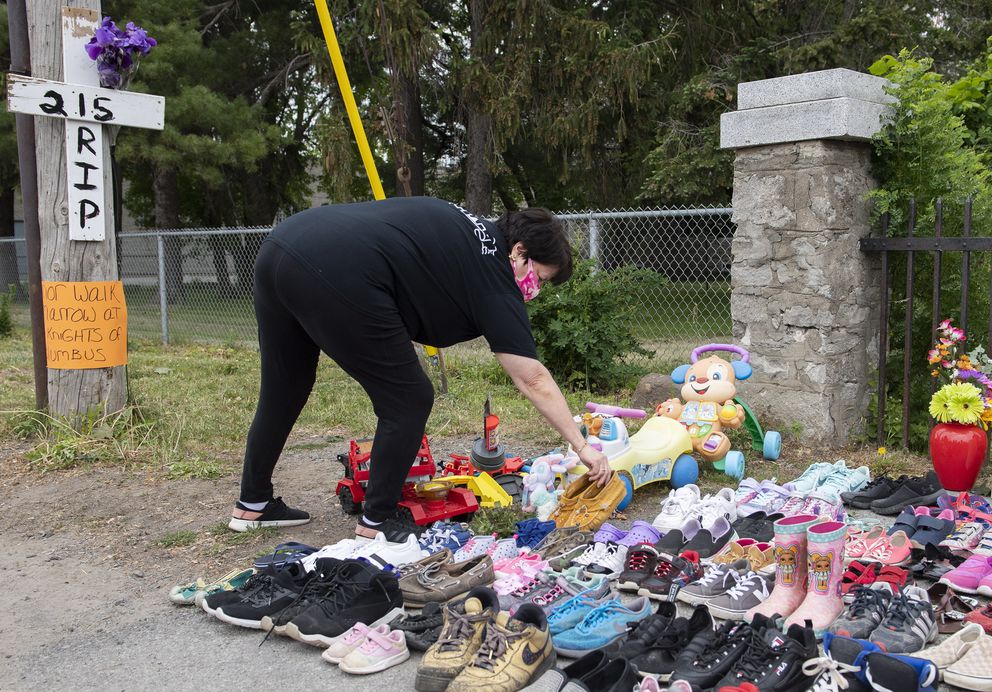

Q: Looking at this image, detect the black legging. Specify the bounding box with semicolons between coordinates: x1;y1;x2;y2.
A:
240;240;435;522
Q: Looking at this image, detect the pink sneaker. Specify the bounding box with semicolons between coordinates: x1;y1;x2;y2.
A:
845;525;885;560
864;530;912;566
321;622;387;663
493;553;547;578
493;573;536;596
337;627;410;674
940;554;992;594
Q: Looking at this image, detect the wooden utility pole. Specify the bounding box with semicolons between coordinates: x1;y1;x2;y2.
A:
9;1;164;421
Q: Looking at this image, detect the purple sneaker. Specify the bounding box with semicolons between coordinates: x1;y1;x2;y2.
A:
619;521;662;547
595;522;628;544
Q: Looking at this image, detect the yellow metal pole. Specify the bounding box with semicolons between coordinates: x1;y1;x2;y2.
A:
313;0;386;201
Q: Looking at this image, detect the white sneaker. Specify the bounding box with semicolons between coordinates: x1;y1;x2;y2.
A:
302;538;370;571
454;534;497;562
349;534;426;568
652;484;701;531
585;543;629;578
571;542;608;567
697;488;737;529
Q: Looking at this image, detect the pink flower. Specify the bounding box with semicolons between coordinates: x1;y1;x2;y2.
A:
940;338;954;346
950;328;966;341
942;360;955;368
939;318;953;331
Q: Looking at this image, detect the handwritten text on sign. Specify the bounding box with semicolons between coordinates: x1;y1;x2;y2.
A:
42;281;128;369
6;76;165;241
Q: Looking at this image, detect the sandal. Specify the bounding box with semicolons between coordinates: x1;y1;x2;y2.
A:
874;565;909;590
910;510;957;548
929;582;976;633
841;560;877;602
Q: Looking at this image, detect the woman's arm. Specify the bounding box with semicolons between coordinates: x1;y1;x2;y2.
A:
495;352;612;486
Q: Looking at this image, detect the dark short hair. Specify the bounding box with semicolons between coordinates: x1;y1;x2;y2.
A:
495;208;574;284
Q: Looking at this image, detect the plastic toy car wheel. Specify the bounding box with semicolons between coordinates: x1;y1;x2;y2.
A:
762;430;782;460
670;453;699;488
339;486;361;515
723;450;746;480
617;472;635;511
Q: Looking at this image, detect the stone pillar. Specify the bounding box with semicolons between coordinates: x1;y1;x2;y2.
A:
720;69;893;443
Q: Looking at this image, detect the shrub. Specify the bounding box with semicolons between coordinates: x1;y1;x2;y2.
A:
527;259;649;391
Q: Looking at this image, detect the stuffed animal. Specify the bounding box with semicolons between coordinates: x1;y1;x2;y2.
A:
521;453;577;515
656;344;751;464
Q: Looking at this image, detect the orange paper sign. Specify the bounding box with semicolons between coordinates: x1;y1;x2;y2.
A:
42;280;128;369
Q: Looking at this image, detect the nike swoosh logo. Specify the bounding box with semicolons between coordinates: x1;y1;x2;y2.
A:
521;642;543;666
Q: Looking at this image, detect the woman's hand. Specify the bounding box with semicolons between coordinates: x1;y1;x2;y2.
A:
578;444;612;487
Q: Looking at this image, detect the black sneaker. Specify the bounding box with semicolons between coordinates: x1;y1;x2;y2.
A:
683;517;736;558
841;475;905;509
606;601;677;659
393;601;444;651
228;496;310;532
671;616;765;689
209;560;313;628
869;472;946;516
716;620;818;691
283;561;405;647
616;545;659;592
357;513;421;541
258;557;353;634
630;605;713;680
637;551;704;602
734;513;783;543
864;651;938;692
569;657;639;692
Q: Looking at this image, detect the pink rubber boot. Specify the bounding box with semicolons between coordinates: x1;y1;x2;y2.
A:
784;520;846;635
745;514;818;623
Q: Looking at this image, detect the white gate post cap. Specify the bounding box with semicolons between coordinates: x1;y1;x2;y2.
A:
720;68;894;149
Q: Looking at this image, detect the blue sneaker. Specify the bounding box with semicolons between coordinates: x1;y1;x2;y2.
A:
552;597;654;657
865;651;938;692
418;521;473;554
515;518;556;549
547;592;611;635
802;634;879;690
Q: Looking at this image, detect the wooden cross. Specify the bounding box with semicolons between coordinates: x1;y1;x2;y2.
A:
6;2;165;421
7;7;164;241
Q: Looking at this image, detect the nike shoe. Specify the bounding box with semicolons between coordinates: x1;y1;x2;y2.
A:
552;597;654;657
789;462;835;493
207;559;314;628
638;550;704;602
415;587;501;692
869;586;938;654
447;604;556;691
830;583;894;639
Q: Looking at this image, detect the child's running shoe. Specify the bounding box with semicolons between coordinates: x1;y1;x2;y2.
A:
552;597;654;657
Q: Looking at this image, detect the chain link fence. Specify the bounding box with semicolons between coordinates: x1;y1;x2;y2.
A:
0;205;733;364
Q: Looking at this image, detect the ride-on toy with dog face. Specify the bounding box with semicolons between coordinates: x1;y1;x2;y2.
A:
658;343;782;478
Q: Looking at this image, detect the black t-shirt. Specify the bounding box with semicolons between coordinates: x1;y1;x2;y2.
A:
266;197;538;359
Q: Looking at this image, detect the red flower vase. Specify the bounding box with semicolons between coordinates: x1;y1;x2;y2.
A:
929;422;988;492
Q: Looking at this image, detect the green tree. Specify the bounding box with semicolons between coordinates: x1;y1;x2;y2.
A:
0;3;23;298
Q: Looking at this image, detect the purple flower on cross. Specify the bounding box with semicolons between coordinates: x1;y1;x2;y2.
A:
85;16;157;89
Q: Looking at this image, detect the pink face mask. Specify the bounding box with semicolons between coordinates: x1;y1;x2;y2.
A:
512;257;541;302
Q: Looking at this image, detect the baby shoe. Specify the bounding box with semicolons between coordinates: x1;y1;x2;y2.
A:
485;537;521;562
453;534;497;562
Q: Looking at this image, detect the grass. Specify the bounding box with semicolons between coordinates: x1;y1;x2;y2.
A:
0;326;934;484
156;530;198;548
